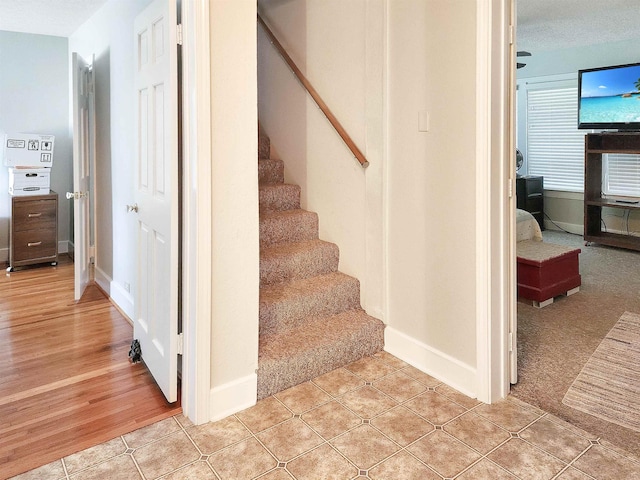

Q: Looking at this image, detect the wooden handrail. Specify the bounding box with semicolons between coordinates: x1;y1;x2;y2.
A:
257;14;369;168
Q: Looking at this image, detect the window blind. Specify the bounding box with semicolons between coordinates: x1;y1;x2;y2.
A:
526;86;586;192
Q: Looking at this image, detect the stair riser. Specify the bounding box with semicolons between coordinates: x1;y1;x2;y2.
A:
258;159;285;184
257;321;385;399
260;212;318;247
260;276;361;335
260;243;339;287
259;185;301;213
259;136;270;159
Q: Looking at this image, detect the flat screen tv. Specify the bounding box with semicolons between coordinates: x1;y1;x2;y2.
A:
578;62;640;130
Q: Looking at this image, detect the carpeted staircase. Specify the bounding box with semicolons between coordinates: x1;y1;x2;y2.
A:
257;131;385;399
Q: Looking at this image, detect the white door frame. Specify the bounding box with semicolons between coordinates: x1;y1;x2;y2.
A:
475;0;513;403
180;0;212;425
179;0;512;417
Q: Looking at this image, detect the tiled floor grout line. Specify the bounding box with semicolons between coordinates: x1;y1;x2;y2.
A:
550;443;597;480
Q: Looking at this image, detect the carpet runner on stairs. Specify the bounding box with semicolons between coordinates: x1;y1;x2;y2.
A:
257;132;385;399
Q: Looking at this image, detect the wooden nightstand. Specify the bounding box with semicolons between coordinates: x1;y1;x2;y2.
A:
8;191;58;271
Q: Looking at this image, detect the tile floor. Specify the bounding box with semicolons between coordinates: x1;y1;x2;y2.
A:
12;352;640;480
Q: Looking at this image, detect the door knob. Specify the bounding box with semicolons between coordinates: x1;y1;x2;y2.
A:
126;203;139;213
66;191;87;200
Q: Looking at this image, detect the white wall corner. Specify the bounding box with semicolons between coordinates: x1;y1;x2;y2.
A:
94;265;111;296
209;373;257;422
384;327;477;399
58;240;69;254
109;278;134;320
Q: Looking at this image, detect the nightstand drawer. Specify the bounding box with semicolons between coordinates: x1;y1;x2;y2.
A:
12;229;57;262
12;199;57;232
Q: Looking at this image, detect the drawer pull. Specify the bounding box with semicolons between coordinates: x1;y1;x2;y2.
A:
27;241;42;247
28;213;42;218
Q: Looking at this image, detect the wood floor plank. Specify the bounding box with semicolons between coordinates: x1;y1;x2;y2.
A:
0;257;181;479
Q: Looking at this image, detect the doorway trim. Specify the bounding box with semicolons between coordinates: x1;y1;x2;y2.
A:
181;0;212;425
475;0;513;403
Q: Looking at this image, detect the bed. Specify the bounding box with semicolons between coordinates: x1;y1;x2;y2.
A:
516;208;543;242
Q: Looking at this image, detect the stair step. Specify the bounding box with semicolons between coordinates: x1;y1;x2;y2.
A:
260;209;318;247
260;272;361;336
259;135;270;159
259;184;301;213
260;239;339;287
258;158;285;185
257;309;385;399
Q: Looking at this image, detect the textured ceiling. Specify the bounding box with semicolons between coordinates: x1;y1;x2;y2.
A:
1;0;639;50
0;0;108;38
517;0;640;53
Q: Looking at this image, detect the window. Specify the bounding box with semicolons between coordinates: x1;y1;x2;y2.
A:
524;75;640;197
525;78;586;192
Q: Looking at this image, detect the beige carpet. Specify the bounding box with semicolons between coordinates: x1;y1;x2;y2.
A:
563;311;640;432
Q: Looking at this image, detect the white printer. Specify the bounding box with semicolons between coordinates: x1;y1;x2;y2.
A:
1;133;54;196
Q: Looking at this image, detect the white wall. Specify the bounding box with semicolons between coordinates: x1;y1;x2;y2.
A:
257;0;385;318
208;0;260;420
386;0;478;395
0;31;73;258
516;38;640;233
69;0;152;316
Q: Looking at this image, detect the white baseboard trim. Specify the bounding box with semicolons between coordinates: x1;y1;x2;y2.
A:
543;220;582;235
94;266;112;295
58;240;69;254
109;277;134;320
384;327;477;399
209;373;257;422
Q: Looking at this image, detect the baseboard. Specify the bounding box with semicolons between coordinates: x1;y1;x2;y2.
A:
94;266;112;296
58;240;69;254
108;276;134;320
384;327;477;399
209;373;257;422
543;220;582;235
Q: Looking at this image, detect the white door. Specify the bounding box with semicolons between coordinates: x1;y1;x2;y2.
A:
70;52;93;301
133;0;179;403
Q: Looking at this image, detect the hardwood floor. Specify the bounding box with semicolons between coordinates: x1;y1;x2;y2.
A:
0;257;181;479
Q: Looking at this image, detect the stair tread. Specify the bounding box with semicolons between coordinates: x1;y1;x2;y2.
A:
260;209;319;247
258;158;284;185
259;183;301;213
259;208;315;221
259;271;361;335
260;238;336;256
257;309;385;398
260;270;357;300
260;309;384;356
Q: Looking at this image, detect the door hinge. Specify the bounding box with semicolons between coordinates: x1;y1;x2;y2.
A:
508;332;514;352
176;24;183;46
177;332;184;355
509;24;514;45
508;178;514;198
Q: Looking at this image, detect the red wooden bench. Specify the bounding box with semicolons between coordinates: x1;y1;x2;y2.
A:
517;240;581;308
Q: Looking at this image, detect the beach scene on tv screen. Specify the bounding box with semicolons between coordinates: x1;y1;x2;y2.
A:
580;64;640;124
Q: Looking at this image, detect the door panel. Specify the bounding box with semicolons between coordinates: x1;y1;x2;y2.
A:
71;52;93;301
133;0;179;403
